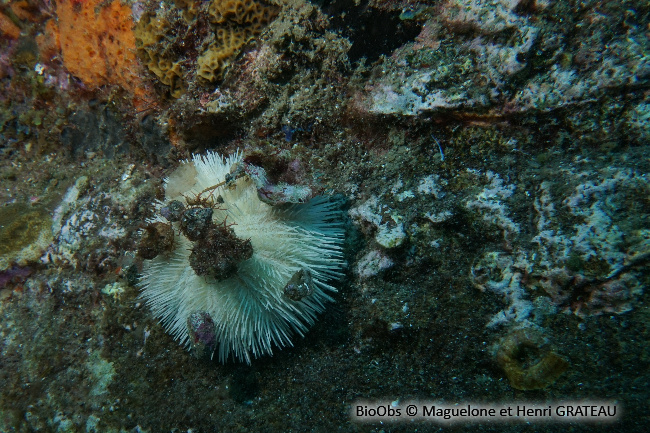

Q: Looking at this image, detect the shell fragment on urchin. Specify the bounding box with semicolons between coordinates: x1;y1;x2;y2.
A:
138;150;345;363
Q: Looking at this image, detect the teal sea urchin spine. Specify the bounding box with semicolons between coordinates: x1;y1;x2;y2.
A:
138;151;345;363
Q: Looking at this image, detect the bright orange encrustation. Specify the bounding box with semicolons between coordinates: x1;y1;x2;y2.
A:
54;0;150;105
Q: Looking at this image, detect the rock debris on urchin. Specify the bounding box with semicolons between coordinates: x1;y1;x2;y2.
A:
139;150;345;363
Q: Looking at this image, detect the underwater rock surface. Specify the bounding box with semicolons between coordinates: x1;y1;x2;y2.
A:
0;0;648;431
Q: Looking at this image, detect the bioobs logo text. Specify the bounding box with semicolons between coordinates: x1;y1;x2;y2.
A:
351;401;620;423
355;403;402;420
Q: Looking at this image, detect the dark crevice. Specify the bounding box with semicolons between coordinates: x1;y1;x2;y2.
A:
318;0;422;64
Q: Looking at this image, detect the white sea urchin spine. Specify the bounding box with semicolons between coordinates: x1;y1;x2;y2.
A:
139;151;345;363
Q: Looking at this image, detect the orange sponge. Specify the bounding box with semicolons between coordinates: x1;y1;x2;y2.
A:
55;0;146;99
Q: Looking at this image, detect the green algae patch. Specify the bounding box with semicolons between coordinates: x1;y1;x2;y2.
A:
0;203;52;270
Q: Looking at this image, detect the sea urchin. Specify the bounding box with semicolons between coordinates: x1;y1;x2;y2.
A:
138;150;345;363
